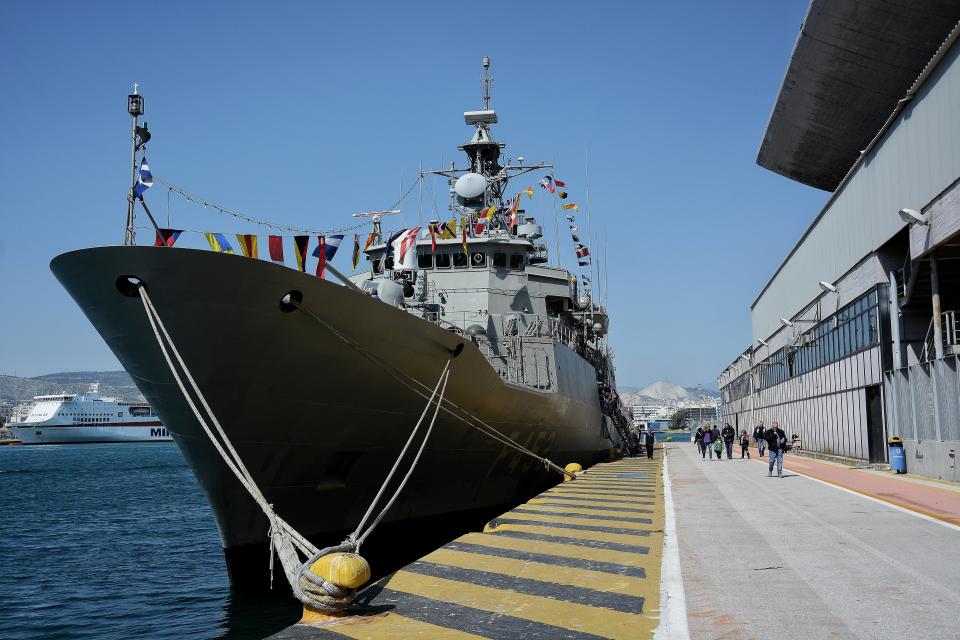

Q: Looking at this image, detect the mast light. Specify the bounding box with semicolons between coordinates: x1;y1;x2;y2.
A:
127;83;144;117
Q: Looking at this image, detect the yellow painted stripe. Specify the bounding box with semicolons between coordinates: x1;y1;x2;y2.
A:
493;510;653;531
486;522;654;547
324;613;486;639
575;483;657;490
419;548;651;598
383;570;649;639
527;497;654;510
519;503;652;517
456;531;652;568
546;489;653;499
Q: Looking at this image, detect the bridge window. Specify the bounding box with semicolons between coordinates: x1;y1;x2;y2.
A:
470;252;486;268
418;254;434;269
435;253;451;269
493;252;507;268
510;254;524;269
453;253;468;269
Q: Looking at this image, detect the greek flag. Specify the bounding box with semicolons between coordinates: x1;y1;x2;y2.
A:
312;234;344;261
133;157;153;199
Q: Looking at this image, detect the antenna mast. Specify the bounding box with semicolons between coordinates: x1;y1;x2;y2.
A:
481;56;492;109
124;83;144;245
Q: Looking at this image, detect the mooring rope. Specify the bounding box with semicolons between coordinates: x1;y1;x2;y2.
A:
137;285;463;612
291;299;576;480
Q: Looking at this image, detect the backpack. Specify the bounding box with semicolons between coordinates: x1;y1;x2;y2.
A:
713;440;722;453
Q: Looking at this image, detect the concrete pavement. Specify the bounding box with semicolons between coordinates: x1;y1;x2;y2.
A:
667;442;960;640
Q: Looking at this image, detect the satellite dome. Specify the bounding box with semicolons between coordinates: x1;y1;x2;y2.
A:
467;324;487;336
454;173;487;199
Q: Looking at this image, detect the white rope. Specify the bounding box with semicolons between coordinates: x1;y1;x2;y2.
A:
137;284;469;612
348;360;451;549
293;300;576;480
352;366;450;550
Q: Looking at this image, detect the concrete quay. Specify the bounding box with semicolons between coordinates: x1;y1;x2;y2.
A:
270;456;670;639
670;442;960;640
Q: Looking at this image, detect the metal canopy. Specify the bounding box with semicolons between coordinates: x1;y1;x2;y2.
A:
757;0;960;192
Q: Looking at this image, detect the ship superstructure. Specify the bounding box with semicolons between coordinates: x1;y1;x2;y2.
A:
10;383;170;444
48;59;630;587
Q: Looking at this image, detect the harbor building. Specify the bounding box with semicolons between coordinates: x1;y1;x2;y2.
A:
719;1;960;481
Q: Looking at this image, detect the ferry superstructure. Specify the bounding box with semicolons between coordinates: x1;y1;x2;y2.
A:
10;383;170;444
49;60;631;587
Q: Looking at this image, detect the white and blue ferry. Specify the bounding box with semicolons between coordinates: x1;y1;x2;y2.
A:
10;383;171;444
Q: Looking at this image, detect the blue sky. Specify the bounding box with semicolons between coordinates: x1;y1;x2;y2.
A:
0;0;828;388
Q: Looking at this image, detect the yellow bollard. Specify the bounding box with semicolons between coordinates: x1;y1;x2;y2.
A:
564;462;582;481
299;552;371;623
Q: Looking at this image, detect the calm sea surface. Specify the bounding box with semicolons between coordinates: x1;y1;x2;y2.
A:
0;443;300;640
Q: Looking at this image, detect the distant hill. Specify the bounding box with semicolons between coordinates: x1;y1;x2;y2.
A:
0;371;143;404
619;381;718;407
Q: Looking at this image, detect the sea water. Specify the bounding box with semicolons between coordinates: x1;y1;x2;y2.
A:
0;443;299;640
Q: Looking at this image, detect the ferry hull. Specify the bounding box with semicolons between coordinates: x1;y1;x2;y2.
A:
51;246;613;588
11;425;172;444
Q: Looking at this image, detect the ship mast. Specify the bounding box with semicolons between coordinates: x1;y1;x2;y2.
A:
124;83;144;245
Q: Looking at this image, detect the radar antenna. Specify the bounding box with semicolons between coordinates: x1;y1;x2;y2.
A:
481;56;492;109
351;209;400;244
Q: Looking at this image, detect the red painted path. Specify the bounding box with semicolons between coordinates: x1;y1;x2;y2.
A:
760;453;960;526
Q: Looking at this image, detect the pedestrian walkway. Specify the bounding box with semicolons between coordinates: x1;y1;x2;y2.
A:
271;456;666;639
764;452;960;526
668;442;960;640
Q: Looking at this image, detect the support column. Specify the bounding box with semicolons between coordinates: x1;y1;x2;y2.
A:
931;252;944;360
889;270;903;369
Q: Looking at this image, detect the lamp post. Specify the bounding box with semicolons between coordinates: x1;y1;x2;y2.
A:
125;83;144;246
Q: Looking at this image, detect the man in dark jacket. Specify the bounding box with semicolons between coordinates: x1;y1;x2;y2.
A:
694;427;704;456
721;423;736;459
644;427;656;459
753;423;766;456
764;421;788;477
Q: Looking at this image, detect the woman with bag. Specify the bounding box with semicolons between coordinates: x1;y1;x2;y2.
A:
701;427;711;459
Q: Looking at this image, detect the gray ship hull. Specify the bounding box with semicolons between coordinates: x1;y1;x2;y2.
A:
50;246;613;587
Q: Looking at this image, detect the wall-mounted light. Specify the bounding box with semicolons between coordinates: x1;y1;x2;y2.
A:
819;281;838;293
780;318;794;328
898;208;929;226
757;338;769;347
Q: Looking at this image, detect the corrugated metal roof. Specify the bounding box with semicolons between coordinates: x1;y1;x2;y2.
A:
757;0;960;191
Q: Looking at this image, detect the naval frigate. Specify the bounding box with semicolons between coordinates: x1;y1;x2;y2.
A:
49;59;631;588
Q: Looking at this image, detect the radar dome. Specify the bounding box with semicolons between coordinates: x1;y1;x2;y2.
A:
454;173;487;199
376;279;405;307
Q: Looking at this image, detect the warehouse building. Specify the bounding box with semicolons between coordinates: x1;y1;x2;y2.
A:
719;0;960;481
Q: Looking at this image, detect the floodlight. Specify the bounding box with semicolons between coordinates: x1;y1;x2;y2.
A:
819;281;838;293
739;354;751;363
757;338;769;347
898;208;928;225
780;318;794;328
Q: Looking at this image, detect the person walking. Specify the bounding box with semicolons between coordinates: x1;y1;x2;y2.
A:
644;426;656;459
739;430;751;459
626;430;639;457
711;425;722;461
764;421;788;477
701;426;712;459
754;423;766;457
721;423;735;459
694;426;704;457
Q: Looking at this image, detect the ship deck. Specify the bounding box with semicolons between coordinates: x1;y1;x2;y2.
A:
269;455;668;639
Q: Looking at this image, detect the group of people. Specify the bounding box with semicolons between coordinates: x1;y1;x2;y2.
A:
694;421;790;476
626;426;657;459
